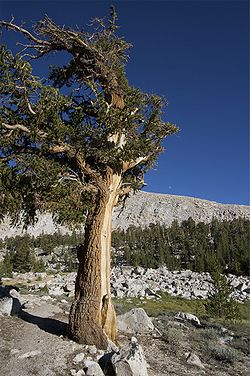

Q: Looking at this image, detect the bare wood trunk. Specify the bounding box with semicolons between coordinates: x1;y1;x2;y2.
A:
68;174;121;348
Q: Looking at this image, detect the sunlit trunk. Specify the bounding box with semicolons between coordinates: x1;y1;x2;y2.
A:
68;174;121;348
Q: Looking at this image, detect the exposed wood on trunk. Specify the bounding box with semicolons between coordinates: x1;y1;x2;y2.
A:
68;172;122;347
100;174;121;339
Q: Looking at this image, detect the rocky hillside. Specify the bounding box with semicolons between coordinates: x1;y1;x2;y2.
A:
113;192;250;230
0;192;249;238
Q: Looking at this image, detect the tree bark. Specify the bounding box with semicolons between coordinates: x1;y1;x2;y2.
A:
68;173;121;349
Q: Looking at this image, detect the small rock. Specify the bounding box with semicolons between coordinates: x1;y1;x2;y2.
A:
48;286;64;296
96;349;105;361
60;299;68;304
175;312;201;326
22;301;35;309
18;350;41;359
76;371;85;376
70;370;85;376
9;288;21;300
63;284;75;292
10;349;20;355
83;360;105;376
0;297;21;316
145;288;161;299
186;352;205;369
112;337;148;376
73;352;85;364
87;345;97;355
107;340;119;353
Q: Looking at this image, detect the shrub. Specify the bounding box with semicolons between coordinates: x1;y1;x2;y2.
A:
201;327;220;340
232;337;250;355
162;327;182;346
210;346;242;363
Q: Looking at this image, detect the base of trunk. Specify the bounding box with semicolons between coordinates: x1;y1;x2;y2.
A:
68;298;108;349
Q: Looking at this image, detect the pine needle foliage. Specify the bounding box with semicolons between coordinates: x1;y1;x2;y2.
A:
0;9;178;228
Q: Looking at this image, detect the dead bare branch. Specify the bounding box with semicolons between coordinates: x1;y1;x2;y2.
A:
1;20;50;46
2;122;30;133
27;100;36;115
123;156;149;172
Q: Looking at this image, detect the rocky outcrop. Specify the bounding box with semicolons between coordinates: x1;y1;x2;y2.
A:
0;192;249;238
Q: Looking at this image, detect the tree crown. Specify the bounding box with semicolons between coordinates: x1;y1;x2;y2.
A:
0;9;178;226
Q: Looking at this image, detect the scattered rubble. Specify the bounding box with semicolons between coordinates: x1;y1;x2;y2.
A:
3;266;249;303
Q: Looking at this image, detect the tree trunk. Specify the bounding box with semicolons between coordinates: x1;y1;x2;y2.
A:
68;173;121;349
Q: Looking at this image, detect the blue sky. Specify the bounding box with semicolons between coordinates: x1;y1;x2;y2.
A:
1;0;249;205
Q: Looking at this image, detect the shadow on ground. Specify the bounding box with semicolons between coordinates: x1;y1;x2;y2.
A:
19;310;68;336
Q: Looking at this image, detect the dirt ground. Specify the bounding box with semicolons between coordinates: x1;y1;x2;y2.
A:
0;293;249;376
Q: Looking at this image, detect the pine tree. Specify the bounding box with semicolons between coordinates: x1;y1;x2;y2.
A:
0;9;177;347
205;262;240;321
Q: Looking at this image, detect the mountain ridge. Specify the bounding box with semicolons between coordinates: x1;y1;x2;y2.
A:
112;191;250;230
0;191;249;239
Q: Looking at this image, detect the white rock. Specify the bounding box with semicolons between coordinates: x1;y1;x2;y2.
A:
175;312;201;326
8;288;21;300
70;369;85;376
10;349;20;355
18;350;41;359
87;345;97;355
0;297;13;316
107;340;119;353
112;337;148;376
22;301;35;309
83;360;105;376
73;352;85;364
96;350;105;361
64;283;75;292
48;286;64;296
75;371;85;376
0;297;21;316
117;308;154;334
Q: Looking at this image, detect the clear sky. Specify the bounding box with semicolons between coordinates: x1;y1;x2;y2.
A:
1;0;249;205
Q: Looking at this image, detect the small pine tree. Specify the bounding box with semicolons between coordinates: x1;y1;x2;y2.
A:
206;263;240;321
0;252;13;277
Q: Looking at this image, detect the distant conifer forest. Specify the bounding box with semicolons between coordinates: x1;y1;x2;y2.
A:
112;217;250;276
0;217;249;277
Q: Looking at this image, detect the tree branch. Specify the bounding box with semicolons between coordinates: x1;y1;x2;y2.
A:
2;122;30;133
122;156;149;172
1;20;50;46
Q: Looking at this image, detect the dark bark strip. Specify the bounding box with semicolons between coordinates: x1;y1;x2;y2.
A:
68;191;109;348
